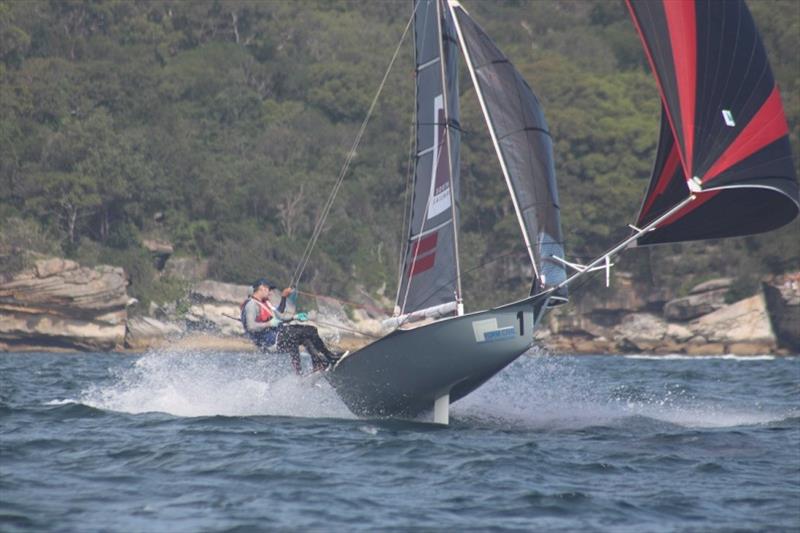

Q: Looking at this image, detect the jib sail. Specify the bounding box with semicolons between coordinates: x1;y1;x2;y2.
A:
396;0;462;316
627;0;798;245
449;1;567;302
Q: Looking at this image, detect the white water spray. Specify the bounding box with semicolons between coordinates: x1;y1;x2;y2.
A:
80;349;354;419
453;351;791;430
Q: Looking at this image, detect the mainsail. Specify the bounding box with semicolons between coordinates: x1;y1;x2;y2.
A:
396;0;462;315
448;1;567;301
628;0;799;245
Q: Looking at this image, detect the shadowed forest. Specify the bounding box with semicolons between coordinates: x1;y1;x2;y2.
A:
1;0;798;312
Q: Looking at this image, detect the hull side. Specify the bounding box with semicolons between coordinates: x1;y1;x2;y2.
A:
326;295;548;418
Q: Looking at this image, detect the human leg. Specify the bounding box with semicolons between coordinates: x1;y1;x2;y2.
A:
249;330;276;352
304;344;328;372
279;325;338;369
293;325;340;365
275;328;302;374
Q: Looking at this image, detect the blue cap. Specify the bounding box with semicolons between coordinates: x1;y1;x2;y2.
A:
252;278;277;289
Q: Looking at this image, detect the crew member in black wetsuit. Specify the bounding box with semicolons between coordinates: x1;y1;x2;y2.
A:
241;278;340;374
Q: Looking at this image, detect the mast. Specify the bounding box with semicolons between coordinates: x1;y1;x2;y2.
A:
435;0;463;315
394;5;422;310
396;0;462;317
446;0;540;282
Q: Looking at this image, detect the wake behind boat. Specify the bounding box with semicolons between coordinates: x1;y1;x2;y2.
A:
292;0;798;424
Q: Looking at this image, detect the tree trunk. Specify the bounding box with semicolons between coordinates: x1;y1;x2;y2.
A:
100;205;109;241
278;184;305;238
67;206;78;244
231;12;240;44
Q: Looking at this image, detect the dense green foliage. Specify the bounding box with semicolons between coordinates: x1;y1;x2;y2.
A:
1;0;798;311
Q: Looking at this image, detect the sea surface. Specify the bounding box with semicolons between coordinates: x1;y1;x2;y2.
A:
1;350;798;532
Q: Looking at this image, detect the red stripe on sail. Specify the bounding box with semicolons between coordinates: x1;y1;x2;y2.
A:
409;253;436;276
639;142;682;221
625;1;690;183
410;232;438;256
663;0;697;176
657;189;720;228
703;86;790;183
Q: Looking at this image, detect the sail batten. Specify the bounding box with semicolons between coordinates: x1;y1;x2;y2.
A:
628;0;798;245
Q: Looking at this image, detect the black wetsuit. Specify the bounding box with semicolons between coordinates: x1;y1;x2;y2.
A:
276;324;339;373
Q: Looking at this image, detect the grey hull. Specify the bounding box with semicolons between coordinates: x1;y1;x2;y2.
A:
326;294;549;419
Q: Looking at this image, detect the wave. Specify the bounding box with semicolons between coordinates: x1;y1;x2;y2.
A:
623;354;778;361
78;349;354;420
72;348;793;429
452;354;792;430
44;399;78;406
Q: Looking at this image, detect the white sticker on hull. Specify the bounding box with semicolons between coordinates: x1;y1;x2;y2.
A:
472;318;516;343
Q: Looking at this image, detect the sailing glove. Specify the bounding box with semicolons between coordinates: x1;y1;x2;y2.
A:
294;312;308;322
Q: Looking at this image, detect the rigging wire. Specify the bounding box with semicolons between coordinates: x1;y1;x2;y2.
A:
295;289;392;317
394;113;418;308
390;232;615;331
290;5;419;288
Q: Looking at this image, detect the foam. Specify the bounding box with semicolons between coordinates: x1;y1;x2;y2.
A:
76;348;790;429
624;354;776;361
79;349;354;419
453;352;790;430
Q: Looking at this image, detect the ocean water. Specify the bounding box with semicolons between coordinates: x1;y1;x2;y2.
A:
1;350;798;532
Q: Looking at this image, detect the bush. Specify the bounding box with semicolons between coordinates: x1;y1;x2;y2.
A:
0;217;60;275
73;239;190;316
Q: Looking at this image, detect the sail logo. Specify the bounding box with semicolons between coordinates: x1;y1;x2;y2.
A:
472;318;516;343
428;94;452;219
722;109;736;127
407;231;438;277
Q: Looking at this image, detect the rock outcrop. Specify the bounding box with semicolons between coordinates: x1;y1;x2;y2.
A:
689;294;776;352
1;255;794;356
541;275;785;355
163;257;209;281
184;280;250;336
125;316;182;350
663;278;732;321
0;257;130;350
762;272;800;351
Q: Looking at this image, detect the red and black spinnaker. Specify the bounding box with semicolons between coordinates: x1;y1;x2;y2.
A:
627;0;798;245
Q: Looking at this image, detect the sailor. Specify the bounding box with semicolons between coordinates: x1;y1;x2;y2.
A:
241;278;341;374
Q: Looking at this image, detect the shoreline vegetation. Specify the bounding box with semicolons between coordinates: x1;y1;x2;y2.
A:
1;255;797;356
1;2;798;355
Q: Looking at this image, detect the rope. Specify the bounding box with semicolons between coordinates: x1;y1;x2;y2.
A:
394;116;417;305
295;289;392;316
222;313;381;340
290;6;419;287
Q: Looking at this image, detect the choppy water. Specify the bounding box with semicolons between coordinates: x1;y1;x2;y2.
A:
1;350;798;532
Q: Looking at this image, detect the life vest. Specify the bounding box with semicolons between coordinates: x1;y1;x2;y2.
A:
240;297;274;332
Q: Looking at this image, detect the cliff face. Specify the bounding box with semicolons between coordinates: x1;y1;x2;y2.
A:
0;256;796;356
0;258;130;350
762;272;800;352
538;273;798;355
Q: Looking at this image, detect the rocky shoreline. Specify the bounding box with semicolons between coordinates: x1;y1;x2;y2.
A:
1;256;798;355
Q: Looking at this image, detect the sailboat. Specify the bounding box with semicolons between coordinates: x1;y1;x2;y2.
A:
322;0;798;424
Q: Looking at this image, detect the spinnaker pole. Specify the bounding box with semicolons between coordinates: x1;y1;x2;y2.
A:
550;194;696;293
